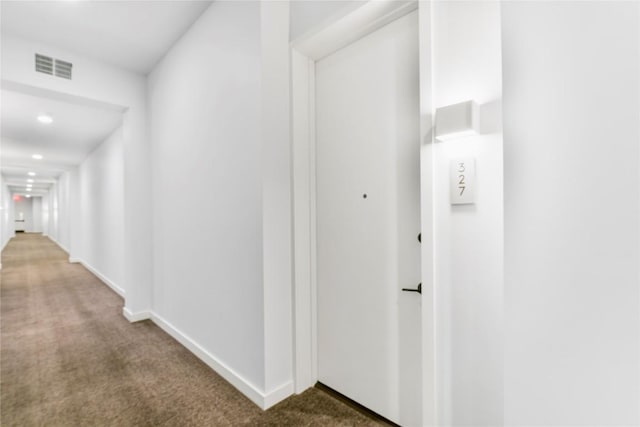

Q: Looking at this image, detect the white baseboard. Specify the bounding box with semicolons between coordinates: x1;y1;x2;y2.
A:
46;239;125;298
1;236;10;253
76;259;125;298
122;307;152;322
9;233;295;409
47;236;69;254
150;311;293;410
263;381;295;409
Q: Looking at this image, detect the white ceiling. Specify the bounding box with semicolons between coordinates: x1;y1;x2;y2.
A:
0;0;213;74
1;89;124;196
1;1;213;198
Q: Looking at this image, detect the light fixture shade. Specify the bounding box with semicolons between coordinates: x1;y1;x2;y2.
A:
435;100;479;141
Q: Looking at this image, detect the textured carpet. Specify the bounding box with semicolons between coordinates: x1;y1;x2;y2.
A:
1;233;385;426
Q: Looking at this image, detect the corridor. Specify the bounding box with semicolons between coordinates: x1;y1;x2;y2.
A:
0;234;382;426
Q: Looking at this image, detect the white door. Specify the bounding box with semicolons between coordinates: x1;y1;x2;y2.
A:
316;10;421;426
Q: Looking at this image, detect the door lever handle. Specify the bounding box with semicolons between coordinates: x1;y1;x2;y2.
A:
402;283;422;294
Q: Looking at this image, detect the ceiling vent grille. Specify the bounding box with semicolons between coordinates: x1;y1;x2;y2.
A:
35;54;53;75
55;59;72;79
35;54;72;80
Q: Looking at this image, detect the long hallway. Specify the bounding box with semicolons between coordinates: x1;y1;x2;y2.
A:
0;234;382;426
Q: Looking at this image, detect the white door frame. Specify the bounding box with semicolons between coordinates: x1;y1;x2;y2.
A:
290;1;437;425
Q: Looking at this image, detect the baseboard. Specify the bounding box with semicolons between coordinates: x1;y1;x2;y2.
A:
1;238;10;253
0;237;8;269
76;259;125;298
69;257;81;263
263;381;295;409
47;236;69;254
122;307;151;322
149;311;293;410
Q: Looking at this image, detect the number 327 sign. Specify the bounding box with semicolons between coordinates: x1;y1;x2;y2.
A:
450;158;476;205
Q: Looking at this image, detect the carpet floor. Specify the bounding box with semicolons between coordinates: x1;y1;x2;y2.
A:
1;233;385;426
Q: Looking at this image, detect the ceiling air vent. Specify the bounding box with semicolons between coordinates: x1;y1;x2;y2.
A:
55;59;72;80
35;54;53;75
34;54;73;80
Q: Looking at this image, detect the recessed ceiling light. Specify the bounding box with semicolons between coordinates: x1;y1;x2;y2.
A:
32;154;43;160
28;172;36;176
37;114;53;124
26;184;32;187
26;188;31;191
26;195;31;198
27;179;34;183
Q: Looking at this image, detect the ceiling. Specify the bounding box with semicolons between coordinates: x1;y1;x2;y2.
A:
1;1;213;198
0;0;213;74
1;89;124;197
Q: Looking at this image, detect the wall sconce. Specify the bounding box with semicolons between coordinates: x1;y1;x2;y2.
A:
435;100;479;141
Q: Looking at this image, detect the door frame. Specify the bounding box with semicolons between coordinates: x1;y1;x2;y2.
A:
289;1;437;425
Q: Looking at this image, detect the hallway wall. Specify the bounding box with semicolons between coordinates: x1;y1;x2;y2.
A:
77;127;125;296
41;195;49;236
431;2;504;425
502;2;640;425
1;179;15;251
41;129;123;293
46;183;59;247
54;171;71;253
149;0;264;394
31;197;42;233
148;1;292;407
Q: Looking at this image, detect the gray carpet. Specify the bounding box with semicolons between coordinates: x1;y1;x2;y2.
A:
1;233;385;426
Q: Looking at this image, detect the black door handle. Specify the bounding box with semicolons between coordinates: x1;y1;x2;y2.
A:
402;283;422;294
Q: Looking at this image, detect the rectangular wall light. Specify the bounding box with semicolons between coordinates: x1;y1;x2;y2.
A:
435;100;479;141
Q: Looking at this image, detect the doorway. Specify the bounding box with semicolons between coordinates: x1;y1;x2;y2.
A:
314;10;421;426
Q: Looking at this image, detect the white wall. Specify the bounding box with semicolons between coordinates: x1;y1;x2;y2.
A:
148;1;292;407
68;167;81;261
55;171;71;252
47;183;60;245
14;196;34;232
2;34;150;313
149;0;264;392
46;168;80;255
1;177;14;251
31;196;42;233
1;179;15;253
77;127;125;295
41;194;49;236
261;0;294;400
431;2;504;425
502;2;640;425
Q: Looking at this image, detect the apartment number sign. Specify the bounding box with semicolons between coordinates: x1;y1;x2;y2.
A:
450;157;476;205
